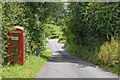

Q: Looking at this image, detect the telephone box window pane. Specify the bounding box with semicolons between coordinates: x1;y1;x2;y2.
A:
11;37;18;40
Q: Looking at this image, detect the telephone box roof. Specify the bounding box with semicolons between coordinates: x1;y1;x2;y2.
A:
11;26;25;31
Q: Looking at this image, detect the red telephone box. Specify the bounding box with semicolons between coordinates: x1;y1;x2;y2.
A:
7;26;26;65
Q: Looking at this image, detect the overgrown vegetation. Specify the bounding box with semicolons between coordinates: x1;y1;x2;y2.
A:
58;36;66;43
44;24;63;39
64;2;119;75
0;2;119;78
1;2;63;78
1;2;64;63
98;38;118;74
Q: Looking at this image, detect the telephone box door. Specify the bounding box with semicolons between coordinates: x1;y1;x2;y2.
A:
8;34;21;64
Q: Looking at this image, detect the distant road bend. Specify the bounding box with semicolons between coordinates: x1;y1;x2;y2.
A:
37;39;118;79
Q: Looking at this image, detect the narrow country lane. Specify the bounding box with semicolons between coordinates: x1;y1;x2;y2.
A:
36;39;118;78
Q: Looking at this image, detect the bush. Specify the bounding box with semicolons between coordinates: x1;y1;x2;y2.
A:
98;37;118;68
58;36;66;43
49;34;59;39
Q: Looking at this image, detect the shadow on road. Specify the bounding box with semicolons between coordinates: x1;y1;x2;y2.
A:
48;49;111;73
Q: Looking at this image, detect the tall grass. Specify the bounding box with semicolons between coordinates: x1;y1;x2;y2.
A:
97;37;118;74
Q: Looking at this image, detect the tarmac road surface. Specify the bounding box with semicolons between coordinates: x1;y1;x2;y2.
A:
36;39;118;79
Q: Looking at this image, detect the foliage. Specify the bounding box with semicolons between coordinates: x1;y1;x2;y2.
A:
1;2;43;62
1;2;63;78
44;24;63;39
64;2;119;75
1;2;64;64
58;36;66;43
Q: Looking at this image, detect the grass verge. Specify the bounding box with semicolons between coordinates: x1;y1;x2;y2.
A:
2;51;52;78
